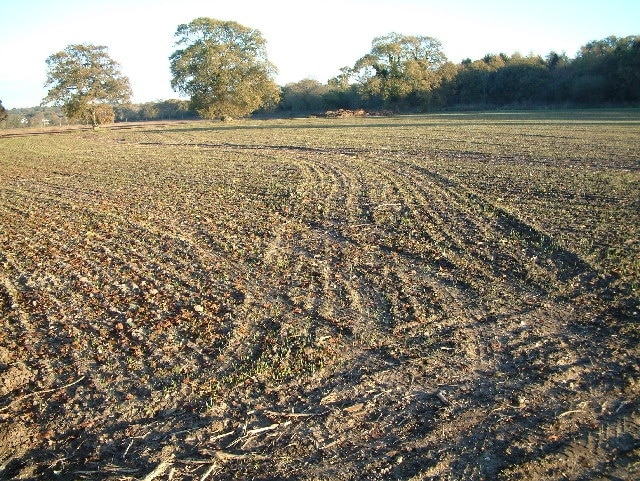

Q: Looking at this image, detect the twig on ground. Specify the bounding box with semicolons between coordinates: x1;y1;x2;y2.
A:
210;430;236;441
615;400;629;413
320;439;340;450
436;390;450;405
74;466;138;475
199;464;218;481
215;450;268;461
141;459;172;481
176;459;215;465
558;409;586;418
265;409;328;418
183;451;268;462
245;421;292;436
0;375;86;412
123;438;134;459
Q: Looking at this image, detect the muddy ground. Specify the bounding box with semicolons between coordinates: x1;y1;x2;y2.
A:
0;115;638;479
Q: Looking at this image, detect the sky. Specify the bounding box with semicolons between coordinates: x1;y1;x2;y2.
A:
1;0;638;108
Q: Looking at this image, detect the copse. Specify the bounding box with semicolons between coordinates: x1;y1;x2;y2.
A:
169;17;281;120
325;33;640;112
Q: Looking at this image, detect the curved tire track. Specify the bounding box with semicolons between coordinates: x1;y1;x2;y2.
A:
0;127;636;480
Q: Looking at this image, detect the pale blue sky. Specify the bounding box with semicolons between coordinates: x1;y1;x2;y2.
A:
1;0;638;108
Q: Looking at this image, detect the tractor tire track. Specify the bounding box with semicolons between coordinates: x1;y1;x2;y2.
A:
1;124;637;481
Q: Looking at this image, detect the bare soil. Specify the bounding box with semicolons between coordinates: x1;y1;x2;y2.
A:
0;114;638;480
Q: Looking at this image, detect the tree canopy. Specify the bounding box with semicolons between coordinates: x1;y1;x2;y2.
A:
350;33;447;107
169;17;280;120
281;79;330;112
42;44;132;128
0;100;7;123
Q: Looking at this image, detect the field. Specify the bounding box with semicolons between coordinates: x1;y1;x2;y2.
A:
0;111;639;480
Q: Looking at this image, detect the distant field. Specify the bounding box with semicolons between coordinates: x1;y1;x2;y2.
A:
1;111;639;480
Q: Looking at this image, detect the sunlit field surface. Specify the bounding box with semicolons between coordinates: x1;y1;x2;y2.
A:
1;111;638;480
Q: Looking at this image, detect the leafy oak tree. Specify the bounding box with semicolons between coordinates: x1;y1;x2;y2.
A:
169;17;280;120
352;33;447;107
43;44;131;128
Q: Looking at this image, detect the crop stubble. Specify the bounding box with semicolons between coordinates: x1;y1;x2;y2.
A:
0;112;639;479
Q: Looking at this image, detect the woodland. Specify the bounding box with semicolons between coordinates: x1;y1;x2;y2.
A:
2;34;639;127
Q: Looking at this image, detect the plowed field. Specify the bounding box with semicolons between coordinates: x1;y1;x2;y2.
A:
1;111;639;480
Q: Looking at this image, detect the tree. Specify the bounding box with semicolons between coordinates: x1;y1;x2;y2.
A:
571;35;640;103
325;67;363;109
613;36;640;102
281;79;329;113
156;99;193;120
93;104;116;124
454;60;492;105
43;44;131;128
0;100;7;124
169;17;280;120
487;55;550;105
139;102;160;121
352;33;447;108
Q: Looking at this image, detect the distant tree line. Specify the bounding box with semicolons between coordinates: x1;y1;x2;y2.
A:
1;30;637;129
115;99;197;122
1;105;67;128
1;101;198;128
279;34;640;114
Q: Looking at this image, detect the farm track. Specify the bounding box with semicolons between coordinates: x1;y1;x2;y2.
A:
0;115;639;480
